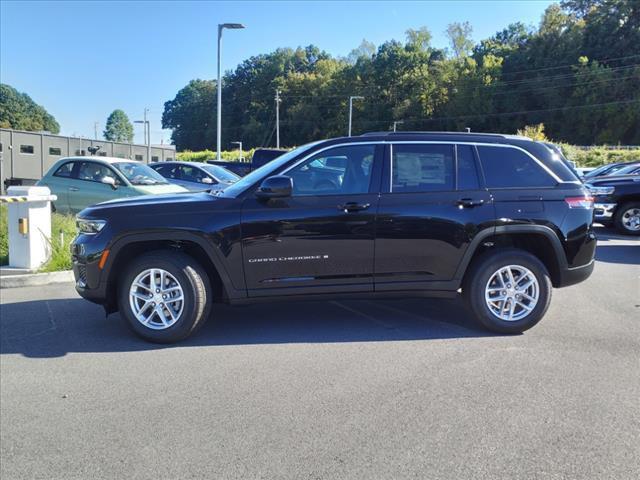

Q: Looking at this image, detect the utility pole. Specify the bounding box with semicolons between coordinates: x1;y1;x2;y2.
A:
275;89;281;148
348;96;364;137
94;122;99;140
393;120;404;132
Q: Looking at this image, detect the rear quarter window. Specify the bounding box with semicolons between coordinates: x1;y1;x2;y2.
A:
477;146;556;188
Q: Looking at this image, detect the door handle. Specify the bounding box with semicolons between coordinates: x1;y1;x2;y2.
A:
456;198;484;208
69;187;79;192
338;202;371;213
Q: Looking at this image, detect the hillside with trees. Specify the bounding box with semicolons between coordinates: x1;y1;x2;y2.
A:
0;83;60;134
163;0;640;151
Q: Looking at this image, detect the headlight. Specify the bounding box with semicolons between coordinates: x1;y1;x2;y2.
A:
587;185;615;196
76;218;106;235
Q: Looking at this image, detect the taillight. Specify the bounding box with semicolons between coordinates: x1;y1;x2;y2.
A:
565;196;594;209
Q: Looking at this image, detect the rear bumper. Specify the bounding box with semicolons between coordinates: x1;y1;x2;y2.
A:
594;203;616;221
557;259;595;288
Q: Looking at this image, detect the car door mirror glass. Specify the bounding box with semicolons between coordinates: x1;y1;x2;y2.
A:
255;175;293;199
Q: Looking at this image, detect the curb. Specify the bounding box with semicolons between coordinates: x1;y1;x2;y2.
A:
0;270;75;289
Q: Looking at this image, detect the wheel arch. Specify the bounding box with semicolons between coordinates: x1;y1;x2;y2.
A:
102;231;236;312
456;225;567;288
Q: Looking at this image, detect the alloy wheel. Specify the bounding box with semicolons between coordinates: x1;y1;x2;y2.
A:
485;265;539;322
129;268;185;330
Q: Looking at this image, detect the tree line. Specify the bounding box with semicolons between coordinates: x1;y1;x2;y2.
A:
162;0;640;151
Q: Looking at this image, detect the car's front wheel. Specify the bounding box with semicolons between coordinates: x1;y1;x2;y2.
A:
463;249;552;334
613;202;640;236
118;250;212;343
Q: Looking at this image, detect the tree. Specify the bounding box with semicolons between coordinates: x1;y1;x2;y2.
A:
162;80;216;151
517;124;548;141
103;109;134;143
0;83;60;133
346;39;376;64
445;22;474;58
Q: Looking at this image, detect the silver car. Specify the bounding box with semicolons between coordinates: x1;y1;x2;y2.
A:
149;161;240;191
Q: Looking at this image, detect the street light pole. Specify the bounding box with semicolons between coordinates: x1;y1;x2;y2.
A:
275;89;281;148
217;22;245;161
231;141;243;161
348;96;364;137
144;108;150;163
393;120;404;132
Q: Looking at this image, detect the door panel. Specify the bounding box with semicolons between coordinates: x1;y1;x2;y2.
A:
241;144;382;296
374;143;495;289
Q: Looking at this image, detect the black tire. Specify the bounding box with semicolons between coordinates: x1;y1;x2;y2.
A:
117;250;212;343
463;248;552;334
613;202;640;236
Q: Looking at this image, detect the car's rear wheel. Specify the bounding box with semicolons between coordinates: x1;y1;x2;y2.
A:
463;249;552;334
118;250;211;343
613;202;640;236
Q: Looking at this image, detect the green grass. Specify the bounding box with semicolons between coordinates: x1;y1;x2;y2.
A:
0;204;76;271
39;213;76;272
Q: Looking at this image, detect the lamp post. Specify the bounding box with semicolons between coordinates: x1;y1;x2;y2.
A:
217;22;245;161
231;141;243;162
348;96;364;137
393;120;404;132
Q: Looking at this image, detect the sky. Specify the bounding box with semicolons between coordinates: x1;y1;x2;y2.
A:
0;0;554;145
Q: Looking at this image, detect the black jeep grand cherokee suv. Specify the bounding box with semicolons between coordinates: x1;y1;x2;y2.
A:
72;132;596;342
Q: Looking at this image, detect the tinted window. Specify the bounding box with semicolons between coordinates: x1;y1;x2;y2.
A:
134;154;143;161
54;162;75;178
152;164;178;179
49;147;62;156
77;162;120;184
457;145;479;190
287;145;375;196
20;145;34;154
151;156;159;162
392;144;454;193
477;146;556;188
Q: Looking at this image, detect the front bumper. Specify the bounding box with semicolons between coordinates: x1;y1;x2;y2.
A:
593;202;616;221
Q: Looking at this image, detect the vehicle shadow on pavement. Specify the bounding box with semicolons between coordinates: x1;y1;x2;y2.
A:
593;226;640;265
0;296;494;358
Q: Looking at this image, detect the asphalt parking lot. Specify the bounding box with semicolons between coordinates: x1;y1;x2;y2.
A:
1;227;638;480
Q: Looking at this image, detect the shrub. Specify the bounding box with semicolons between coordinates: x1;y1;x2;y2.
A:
39;213;76;272
177;149;257;163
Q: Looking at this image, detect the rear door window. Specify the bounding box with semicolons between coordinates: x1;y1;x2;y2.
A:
391;144;454;193
477;146;556;188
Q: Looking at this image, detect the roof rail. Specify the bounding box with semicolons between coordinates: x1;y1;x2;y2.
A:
359;130;516;138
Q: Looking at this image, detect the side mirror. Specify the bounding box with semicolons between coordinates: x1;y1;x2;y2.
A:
101;176;117;190
202;177;214;184
255;175;293;199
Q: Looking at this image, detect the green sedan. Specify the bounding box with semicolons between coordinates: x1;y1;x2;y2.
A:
37;157;188;214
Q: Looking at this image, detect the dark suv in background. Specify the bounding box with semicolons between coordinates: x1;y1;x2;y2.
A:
71;132;596;343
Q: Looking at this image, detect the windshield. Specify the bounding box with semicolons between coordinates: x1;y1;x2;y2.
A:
218;141;322;197
612;164;640;176
113;162;169;185
202;165;240;183
584;163;626;178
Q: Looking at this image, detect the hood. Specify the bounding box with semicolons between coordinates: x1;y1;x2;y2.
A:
586;174;640;187
96;191;211;208
132;183;188;195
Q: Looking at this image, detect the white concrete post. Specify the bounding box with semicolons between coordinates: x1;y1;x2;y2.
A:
3;186;58;270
